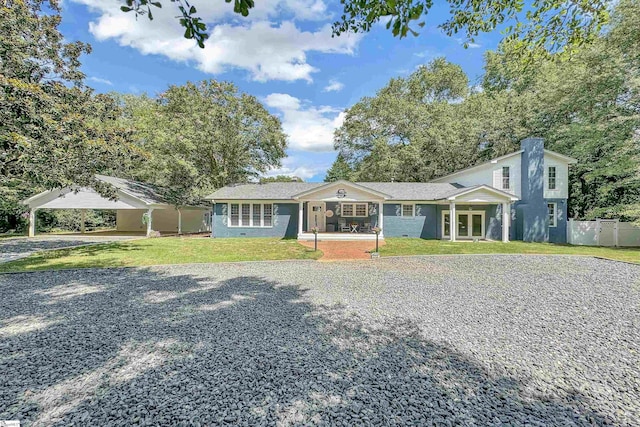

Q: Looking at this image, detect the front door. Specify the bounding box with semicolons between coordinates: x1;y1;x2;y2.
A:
443;211;485;239
308;202;326;232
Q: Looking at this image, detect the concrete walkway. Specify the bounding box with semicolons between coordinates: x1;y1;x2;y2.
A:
299;239;385;261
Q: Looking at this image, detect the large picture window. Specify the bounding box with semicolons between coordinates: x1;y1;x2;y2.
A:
228;203;274;227
341;203;368;218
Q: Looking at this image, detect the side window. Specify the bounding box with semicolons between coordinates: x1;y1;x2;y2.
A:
502;166;510;190
548;203;557;227
548;166;557;190
401;204;414;217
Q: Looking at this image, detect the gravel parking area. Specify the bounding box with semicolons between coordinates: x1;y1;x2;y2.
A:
0;235;141;263
1;255;639;426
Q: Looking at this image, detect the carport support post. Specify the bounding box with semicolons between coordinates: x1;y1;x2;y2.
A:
28;209;36;237
177;208;182;235
146;208;154;237
449;201;456;241
502;202;510;243
80;209;86;234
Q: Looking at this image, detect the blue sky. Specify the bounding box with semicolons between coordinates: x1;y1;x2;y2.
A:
60;0;503;182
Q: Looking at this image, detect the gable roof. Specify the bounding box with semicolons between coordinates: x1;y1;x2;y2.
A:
95;175;170;205
293;180;392;200
430;148;577;183
205;181;467;201
446;185;519;201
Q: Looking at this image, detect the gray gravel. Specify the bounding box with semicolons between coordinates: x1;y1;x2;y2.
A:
0;235;140;263
1;255;639;426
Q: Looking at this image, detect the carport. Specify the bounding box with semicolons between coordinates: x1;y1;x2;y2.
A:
22;175;212;237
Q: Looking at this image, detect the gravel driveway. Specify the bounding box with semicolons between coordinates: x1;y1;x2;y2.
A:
1;255;639;426
0;235;140;263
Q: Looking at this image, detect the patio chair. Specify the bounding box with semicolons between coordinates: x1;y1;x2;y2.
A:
338;218;350;232
361;223;372;233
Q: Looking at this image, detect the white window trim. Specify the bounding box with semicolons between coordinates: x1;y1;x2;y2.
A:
340;203;369;218
502;166;510;190
441;209;486;239
401;204;415;217
228;202;274;228
548;166;557;190
548;202;557;227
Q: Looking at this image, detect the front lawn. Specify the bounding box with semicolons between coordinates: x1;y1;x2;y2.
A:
381;238;640;264
0;237;321;273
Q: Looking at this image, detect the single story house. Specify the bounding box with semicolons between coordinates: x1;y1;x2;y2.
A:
206;138;577;243
22;175;211;237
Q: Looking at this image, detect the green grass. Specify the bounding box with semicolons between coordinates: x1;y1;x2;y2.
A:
381;238;640;264
0;237;322;273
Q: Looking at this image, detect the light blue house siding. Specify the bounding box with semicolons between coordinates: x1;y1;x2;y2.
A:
212;203;299;238
383;204;503;240
546;198;568;243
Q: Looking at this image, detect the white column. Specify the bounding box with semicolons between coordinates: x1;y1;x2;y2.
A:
177;209;182;234
449;201;456;241
378;201;384;236
28;209;36;237
298;202;304;236
80;209;86;234
146;208;154;237
502;202;510;242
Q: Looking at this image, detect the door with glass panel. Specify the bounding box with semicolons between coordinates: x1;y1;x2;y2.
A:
442;211;485;239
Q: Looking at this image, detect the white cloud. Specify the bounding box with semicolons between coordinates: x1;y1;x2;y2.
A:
265;155;331;180
88;76;113;85
455;37;481;48
323;79;344;92
71;0;361;82
265;93;345;152
467;42;481;48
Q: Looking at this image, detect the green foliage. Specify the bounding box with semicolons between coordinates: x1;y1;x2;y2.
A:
121;80;287;207
0;0;142;232
335;0;639;221
324;153;353;182
121;0;611;57
260;175;304;183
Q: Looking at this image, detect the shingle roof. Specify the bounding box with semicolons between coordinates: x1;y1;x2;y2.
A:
205;181;467;201
96;175;170;205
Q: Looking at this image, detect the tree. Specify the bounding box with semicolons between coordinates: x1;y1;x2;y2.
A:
119;0;611;56
324;153;352;182
122;80;287;206
1;0;140;231
260;175;304;183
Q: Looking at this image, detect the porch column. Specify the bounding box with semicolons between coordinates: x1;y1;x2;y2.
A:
298;202;304;235
177;208;182;235
378;201;384;235
449;201;456;241
502;202;510;242
146;208;154;237
28;209;36;238
80;209;86;234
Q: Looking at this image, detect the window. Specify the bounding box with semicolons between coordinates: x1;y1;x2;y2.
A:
502;166;510;190
548;166;557;190
228;203;273;227
341;203;368;217
401;204;414;217
548;203;557;227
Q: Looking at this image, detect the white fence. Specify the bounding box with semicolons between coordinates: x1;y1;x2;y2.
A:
567;219;640;247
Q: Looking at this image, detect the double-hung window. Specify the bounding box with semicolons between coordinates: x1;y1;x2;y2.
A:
502;166;510;190
548;203;557;227
401;204;415;217
341;203;368;217
548;166;557;190
228;203;273;227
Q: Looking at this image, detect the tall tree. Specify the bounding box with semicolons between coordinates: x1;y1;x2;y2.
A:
0;0;139;231
324;153;353;182
120;0;611;58
122;80;287;206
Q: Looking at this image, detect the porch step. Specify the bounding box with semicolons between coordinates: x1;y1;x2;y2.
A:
297;233;383;241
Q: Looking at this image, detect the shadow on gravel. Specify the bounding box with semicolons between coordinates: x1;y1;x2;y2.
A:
0;268;611;426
